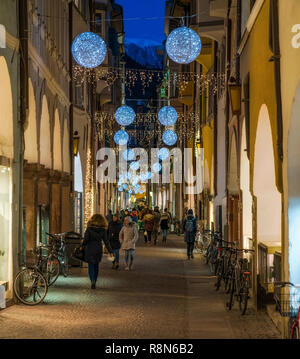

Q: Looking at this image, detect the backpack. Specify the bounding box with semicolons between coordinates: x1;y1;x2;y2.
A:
185;218;194;233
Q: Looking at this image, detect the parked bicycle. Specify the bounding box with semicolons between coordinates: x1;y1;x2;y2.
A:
225;247;254;315
46;232;69;278
14;248;48;305
274;282;300;339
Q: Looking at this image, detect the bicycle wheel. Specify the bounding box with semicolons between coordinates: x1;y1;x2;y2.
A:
14;268;48;305
239;283;249;315
226;278;235;310
40;257;60;286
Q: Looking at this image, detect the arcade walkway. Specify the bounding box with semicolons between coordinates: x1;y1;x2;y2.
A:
0;235;280;339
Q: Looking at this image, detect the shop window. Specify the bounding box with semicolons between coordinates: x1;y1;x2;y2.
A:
0;165;12;285
0;24;5;48
36;205;49;245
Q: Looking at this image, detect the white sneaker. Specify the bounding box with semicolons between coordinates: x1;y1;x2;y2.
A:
129;262;133;270
125;265;129;271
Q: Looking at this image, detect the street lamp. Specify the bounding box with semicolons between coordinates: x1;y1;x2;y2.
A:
228;77;242;116
73;131;80;157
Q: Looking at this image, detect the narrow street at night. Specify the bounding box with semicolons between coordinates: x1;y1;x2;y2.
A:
0;235;279;339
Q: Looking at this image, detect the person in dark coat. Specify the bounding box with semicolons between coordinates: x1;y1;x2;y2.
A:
182;209;198;260
82;214;114;289
108;215;122;270
106;209;113;224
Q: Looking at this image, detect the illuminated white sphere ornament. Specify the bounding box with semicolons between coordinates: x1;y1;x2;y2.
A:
152;162;162;173
72;32;107;68
115;106;135;126
114;130;129;145
158;148;170;161
166;26;202;64
130;161;140;171
162;130;178;146
158;106;178;126
123;149;135;161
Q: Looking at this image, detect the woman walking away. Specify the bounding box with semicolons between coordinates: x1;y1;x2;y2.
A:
183;209;197;260
119;216;138;270
83;214;114;289
160;208;170;244
143;209;155;245
153;207;161;245
108;214;122;269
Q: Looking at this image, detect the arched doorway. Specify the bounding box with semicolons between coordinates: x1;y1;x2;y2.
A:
74;153;84;235
24;79;37;163
0;56;13;295
227;131;239;243
254;105;281;287
40;96;51;168
240;120;252;249
288;82;300;285
53;110;62;171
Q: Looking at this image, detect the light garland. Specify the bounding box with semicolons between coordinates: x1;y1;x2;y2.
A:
72;64;225;95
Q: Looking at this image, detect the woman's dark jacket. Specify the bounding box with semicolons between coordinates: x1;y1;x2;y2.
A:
82;226;113;264
108;220;122;250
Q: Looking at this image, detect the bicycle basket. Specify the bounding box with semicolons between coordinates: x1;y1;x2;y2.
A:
274;287;300;317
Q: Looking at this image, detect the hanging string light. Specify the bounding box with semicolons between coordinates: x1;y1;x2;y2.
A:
158;106;178;126
166;26;202;64
72;32;107;68
115;106;136;126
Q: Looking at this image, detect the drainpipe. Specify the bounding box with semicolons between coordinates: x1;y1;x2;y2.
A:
69;2;74;230
18;0;28;268
269;0;283;162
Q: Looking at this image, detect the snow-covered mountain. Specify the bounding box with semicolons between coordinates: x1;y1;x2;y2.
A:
125;38;165;69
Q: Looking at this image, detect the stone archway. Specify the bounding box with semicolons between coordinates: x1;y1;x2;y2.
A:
24;79;38;163
53;109;62;171
228;131;239;243
0;56;13;158
240;120;252;249
40;95;51;168
254;105;281;285
288;82;300;285
63;118;70;174
0;56;13;294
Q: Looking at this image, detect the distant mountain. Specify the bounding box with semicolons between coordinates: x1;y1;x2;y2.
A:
125;38;165;70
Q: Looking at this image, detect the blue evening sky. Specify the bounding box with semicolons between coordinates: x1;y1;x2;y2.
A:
114;0;166;44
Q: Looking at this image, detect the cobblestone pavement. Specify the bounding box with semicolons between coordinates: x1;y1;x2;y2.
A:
0;234;281;339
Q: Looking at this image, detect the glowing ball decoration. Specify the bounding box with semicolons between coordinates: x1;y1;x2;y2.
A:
140;173;148;182
166;26;202;65
118;186;123;192
162;130;178;146
152;162;162;173
130;161;140;171
115;106;135;126
72;32;107;69
114;130;129;145
158;106;178;126
122;149;135;161
158;148;170;161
